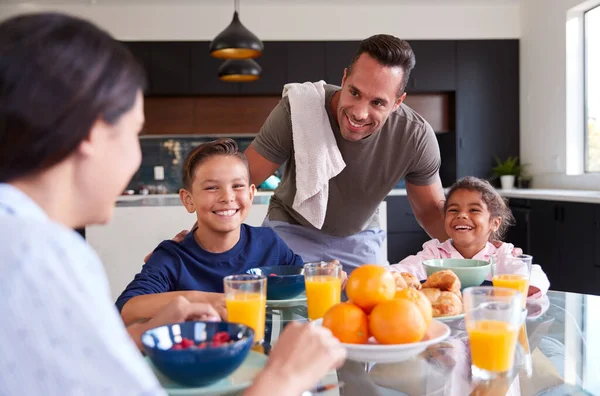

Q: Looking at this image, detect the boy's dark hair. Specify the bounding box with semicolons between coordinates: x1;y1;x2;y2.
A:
444;176;516;241
182;138;250;190
0;12;146;182
347;34;416;97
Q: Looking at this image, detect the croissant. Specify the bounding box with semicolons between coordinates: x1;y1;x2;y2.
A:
421;269;461;295
421;288;463;317
390;271;422;290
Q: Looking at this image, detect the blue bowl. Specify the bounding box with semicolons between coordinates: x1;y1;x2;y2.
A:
141;321;254;387
246;266;305;300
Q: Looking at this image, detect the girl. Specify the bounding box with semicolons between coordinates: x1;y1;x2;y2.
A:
390;176;549;298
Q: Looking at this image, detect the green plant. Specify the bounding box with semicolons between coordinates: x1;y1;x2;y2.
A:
492;156;523;177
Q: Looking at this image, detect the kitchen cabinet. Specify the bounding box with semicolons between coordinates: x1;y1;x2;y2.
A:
239;42;288;95
385;195;429;263
286;41;326;84
406;40;456;92
190;42;240;95
122;42;153;94
324;41;359;86
456;40;519;180
149;42;193;96
527;199;599;295
505;198;531;253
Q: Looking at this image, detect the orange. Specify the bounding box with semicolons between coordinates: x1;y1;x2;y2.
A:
346;265;396;313
394;288;433;328
369;299;427;344
322;302;369;344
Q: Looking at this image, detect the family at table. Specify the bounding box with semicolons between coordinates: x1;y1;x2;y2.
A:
0;11;551;396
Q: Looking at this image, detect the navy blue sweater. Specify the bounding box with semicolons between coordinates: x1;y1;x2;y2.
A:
115;224;303;312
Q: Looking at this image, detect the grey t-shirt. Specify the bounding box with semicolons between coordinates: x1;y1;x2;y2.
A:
251;84;441;237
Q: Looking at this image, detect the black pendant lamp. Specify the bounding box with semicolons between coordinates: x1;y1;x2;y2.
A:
209;0;264;60
218;59;262;82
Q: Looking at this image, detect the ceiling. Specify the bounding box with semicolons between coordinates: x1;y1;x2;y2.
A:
0;0;520;5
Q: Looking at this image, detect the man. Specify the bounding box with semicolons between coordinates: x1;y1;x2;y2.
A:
244;34;447;272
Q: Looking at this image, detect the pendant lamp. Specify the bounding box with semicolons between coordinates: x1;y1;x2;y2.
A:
218;59;262;82
209;0;263;60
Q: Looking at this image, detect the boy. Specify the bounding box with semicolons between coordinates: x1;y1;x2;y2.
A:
116;139;303;325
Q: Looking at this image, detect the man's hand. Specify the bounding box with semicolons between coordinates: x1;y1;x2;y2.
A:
144;229;190;263
244;322;346;396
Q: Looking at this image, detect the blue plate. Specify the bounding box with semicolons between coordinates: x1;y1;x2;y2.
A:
146;351;268;396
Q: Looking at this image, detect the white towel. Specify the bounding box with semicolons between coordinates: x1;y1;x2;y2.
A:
282;81;346;229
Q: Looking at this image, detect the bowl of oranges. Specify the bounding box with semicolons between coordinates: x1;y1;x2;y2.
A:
318;265;450;363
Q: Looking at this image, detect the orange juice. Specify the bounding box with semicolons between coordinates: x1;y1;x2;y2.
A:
226;292;266;342
468;320;518;372
305;276;342;320
492;274;529;307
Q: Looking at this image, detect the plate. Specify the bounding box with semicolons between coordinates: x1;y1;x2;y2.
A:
266;293;307;308
315;319;451;363
146;351;268;396
434;312;465;322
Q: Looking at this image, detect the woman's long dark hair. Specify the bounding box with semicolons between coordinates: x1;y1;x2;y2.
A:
0;12;146;182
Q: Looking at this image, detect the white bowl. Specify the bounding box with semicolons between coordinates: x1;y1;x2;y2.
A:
315;319;451;363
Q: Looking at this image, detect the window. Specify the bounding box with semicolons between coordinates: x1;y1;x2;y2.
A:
585;5;600;172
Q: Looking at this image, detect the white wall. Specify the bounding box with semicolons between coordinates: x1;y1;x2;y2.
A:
0;1;519;40
520;0;600;189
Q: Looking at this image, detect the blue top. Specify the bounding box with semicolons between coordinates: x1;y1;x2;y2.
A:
0;183;164;395
115;224;303;311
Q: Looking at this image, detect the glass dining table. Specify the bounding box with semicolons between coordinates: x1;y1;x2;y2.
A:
262;290;600;396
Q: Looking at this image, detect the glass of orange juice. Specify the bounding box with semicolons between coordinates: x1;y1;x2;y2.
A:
304;261;343;320
223;274;266;343
464;286;524;380
490;254;532;308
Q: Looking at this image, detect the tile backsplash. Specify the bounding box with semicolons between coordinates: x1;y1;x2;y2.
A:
127;135;264;194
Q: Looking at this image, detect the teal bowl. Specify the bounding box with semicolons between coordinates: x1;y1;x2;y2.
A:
422;258;490;289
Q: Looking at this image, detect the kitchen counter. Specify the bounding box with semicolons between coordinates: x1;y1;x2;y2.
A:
116;188;600;207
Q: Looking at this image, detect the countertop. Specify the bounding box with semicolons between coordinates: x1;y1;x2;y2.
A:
115;188;600;207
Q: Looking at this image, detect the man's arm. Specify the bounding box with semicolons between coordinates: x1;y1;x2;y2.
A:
245;144;282;186
405;177;448;241
121;291;226;326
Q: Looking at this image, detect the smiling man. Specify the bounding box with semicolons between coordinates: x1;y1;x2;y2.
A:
244;35;448;271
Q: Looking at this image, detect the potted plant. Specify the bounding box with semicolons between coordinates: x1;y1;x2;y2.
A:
492;156;522;190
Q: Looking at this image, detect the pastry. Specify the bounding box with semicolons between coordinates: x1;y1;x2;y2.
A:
400;272;421;290
390;271;408;289
422;269;461;295
421;288;463;317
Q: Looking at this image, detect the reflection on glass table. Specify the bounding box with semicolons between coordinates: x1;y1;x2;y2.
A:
262;290;600;396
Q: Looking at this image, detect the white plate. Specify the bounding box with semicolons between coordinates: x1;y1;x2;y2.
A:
146;351;267;396
434;312;465;322
266;293;307;308
315;319;451;363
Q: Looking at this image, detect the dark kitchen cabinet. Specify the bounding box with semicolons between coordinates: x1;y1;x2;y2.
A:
287;41;326;84
387;231;430;264
505;198;531;254
239;42;288;95
406;40;456;92
385;195;429;263
528;199;600;295
122;42;153;93
456;40;519;180
190;42;240;95
149;42;193;96
324;41;359;86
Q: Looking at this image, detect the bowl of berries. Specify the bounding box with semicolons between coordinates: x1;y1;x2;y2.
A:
141;321;255;387
246;266;305;300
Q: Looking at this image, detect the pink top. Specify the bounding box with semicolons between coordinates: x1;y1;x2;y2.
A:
388;239;550;298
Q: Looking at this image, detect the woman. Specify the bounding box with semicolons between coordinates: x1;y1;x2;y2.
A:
0;12;345;395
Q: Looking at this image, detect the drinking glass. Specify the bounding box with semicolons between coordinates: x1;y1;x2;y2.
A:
490;254;533;308
464;286;524;380
304;261;343;320
223;274;267;343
